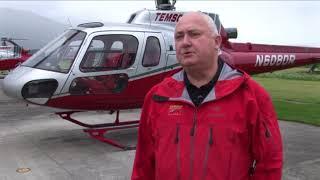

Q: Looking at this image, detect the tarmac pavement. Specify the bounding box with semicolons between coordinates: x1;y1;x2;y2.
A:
0;79;319;180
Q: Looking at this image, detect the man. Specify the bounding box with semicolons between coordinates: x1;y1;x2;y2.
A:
132;12;283;180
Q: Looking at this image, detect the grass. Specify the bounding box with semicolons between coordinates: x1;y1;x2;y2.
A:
253;67;320;126
255;67;320;81
272;100;319;126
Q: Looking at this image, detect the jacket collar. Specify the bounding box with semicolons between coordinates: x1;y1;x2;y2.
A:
155;61;248;106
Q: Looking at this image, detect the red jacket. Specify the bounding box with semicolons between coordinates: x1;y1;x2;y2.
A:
132;63;283;180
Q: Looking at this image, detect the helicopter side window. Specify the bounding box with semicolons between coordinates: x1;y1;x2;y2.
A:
82;40;105;68
142;36;161;67
80;34;138;72
69;74;129;95
104;41;123;68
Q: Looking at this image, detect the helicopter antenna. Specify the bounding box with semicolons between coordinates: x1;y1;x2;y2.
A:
155;0;176;10
67;17;73;28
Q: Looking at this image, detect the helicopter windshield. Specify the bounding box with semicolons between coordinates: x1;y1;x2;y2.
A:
22;30;86;73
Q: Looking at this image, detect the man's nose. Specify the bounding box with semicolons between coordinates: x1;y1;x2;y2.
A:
182;35;191;46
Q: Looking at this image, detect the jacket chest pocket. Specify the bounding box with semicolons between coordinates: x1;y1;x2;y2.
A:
155;118;193;180
202;124;251;180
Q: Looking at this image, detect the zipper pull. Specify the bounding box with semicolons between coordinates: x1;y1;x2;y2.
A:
190;122;195;136
209;127;213;146
190;109;197;136
249;160;257;176
263;122;271;138
175;125;180;144
265;128;271;138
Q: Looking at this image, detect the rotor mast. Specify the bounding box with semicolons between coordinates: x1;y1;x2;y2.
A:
155;0;176;10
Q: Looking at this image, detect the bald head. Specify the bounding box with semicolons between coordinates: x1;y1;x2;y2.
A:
176;12;219;37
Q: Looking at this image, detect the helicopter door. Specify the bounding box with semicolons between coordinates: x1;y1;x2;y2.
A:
135;33;166;82
63;32;143;96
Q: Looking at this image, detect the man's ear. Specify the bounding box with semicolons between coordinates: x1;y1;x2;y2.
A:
214;35;222;48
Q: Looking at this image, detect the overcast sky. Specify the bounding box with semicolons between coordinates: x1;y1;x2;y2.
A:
1;1;320;47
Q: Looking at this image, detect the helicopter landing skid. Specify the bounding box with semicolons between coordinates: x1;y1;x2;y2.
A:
56;111;139;150
83;126;138;150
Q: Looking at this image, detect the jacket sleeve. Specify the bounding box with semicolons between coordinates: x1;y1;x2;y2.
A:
251;84;283;180
131;91;156;180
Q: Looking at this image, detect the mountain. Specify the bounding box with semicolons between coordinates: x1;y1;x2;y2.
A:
0;8;68;50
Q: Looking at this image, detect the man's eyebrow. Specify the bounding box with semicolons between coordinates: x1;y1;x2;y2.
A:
175;27;202;36
175;29;184;33
174;31;184;36
187;29;201;33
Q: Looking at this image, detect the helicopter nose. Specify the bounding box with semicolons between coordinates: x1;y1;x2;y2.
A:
3;66;30;99
3;66;59;105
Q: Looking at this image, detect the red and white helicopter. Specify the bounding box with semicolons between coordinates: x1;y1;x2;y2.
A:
3;0;320;150
0;37;32;72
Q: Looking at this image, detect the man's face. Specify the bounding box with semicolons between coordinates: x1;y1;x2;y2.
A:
174;13;221;69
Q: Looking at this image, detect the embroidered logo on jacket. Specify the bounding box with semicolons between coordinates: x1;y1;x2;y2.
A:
168;105;183;116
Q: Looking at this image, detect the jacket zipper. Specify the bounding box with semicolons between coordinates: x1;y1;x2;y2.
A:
189;108;197;180
202;127;213;180
175;124;181;180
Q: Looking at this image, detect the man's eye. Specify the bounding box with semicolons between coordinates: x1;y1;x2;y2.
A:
190;32;200;37
175;34;183;40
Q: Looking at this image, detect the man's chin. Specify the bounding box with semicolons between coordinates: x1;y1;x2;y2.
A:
179;59;197;67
